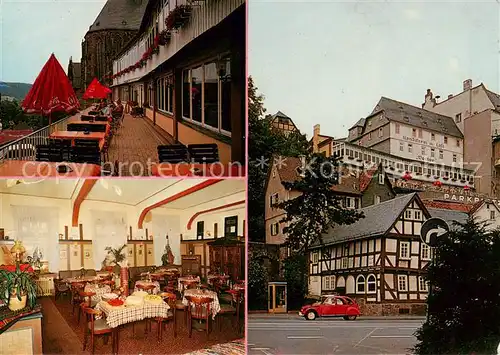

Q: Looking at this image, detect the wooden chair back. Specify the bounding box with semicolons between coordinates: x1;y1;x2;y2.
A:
158;144;189;163
187;144;219;163
185;295;212;321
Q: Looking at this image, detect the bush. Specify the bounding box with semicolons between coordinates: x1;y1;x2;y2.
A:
283;254;308;311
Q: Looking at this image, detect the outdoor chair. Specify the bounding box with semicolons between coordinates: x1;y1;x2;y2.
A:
95;115;108;122
187;144;219;163
75;140;100;149
35;144;62;162
157;144;189;164
71;146;101;165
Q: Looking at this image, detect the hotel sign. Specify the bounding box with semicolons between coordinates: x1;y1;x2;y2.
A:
402;136;445;149
442;193;500;205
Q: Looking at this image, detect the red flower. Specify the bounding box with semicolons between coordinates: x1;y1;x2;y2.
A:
402;172;412;181
433;180;442;187
464;185;470;191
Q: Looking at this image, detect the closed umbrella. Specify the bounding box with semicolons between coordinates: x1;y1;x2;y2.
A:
21;53;79;124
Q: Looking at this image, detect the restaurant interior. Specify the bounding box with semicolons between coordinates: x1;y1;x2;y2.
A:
0;178;246;354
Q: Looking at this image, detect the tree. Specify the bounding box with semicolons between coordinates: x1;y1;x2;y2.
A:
248;76;309;242
413;218;500;354
277;153;364;253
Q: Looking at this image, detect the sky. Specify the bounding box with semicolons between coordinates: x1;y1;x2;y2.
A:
249;0;500;140
0;0;107;84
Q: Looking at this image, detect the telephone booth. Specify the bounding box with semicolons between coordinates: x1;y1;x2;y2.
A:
268;281;287;313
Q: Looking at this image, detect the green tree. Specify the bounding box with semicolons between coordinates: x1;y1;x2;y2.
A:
277;153;364;253
282;254;308;310
413;218;500;354
248;247;273;310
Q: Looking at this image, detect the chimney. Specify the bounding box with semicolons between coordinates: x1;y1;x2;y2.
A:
312;124;321;153
448;94;453;99
463;79;472;91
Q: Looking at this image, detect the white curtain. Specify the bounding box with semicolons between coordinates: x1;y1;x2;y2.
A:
11;205;60;272
91;210;128;270
152;214;180;266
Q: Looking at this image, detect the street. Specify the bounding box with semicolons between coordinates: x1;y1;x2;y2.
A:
248;315;424;354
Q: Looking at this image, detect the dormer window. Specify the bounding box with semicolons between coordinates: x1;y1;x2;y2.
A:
378;173;384;185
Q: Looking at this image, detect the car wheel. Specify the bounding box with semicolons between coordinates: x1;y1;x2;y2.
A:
343;315;357;321
306;311;317;320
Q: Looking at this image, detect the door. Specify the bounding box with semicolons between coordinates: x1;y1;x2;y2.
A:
332;297;349;316
268;284;287;313
319;296;337;316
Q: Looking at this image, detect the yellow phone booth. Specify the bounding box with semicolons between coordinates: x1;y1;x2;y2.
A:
268;281;287;313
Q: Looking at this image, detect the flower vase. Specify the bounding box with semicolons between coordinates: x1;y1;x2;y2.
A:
120;267;129;296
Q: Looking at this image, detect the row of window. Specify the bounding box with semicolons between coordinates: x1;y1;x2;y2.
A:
399;142;459;162
324;274;428;293
404;209;422;220
156;76;174;114
400;241;431;260
340;148;473;182
182;58;232;135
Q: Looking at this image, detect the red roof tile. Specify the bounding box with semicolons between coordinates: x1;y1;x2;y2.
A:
422;200;473;212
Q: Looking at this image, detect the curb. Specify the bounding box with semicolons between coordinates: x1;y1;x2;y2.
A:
248;313;426;321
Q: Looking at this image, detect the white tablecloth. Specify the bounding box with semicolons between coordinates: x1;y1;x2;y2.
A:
177;276;200;292
84;283;111;303
182;289;220;320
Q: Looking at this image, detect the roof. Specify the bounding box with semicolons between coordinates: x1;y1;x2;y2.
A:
273;156;361;196
422;200;473;213
369;97;463;138
358;165;379;192
272;111;292;120
87;0;147;34
428;208;468;230
351;118;365;128
485;88;500;112
316;193;418;246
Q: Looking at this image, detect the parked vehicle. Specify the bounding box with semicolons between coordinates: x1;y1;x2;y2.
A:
299;295;361;320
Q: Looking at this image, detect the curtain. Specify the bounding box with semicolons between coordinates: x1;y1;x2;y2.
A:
91;210;128;270
11;205;60;272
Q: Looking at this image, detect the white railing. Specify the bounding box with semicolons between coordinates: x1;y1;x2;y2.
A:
0;117;69;162
333;142;475;187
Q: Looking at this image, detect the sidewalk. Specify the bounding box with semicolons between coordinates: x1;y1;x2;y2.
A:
248;312;426;321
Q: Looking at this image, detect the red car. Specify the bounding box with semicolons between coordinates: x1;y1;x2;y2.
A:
299;295;361;320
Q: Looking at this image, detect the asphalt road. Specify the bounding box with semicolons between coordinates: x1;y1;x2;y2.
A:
247;315;424;354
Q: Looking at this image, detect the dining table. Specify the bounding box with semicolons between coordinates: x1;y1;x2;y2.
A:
182;289;220;319
134;280;160;295
0;160;101;177
178;276;200;292
63;276;102;284
84;283;112;303
150;163;244;177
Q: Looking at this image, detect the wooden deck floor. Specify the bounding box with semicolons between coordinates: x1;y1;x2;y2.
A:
107;114;175;176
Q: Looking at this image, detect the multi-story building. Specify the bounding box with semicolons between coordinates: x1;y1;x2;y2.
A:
265;156;396;246
111;0;245;164
347;97;464;167
308;193;431;316
81;0;147;88
269;111;299;136
422;79;500;196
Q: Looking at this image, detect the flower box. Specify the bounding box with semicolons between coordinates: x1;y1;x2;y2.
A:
347;156;354;160
159;30;172;45
165;5;192;30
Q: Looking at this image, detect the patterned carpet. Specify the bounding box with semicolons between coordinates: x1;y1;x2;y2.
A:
42;296;244;354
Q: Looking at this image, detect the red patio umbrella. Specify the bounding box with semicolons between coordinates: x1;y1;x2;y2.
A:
82;78;112;100
22;53;79;124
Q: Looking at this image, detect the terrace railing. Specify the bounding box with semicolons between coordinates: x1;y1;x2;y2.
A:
0;117;69;162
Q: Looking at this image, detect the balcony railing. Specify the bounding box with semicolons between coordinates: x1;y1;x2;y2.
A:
333;142;475;187
0;117;69;162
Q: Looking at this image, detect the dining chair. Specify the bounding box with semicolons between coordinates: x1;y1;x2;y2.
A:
137;284;156;294
82;307;114;355
217;289;241;333
77;290;97;324
185;295;212;339
53;279;70;301
71;282;86;318
151;292;177;342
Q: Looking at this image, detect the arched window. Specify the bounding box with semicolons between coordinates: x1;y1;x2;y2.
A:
356;275;365;293
367;274;376;293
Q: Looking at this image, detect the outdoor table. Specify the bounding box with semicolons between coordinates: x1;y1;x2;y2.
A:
151;163;244;177
67;116;109;126
49;131;106;150
178;276;200;292
85;283;111;303
0;160;101;177
182;289;220;319
134;280;160;295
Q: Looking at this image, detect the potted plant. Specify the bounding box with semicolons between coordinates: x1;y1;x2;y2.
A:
103;244;127;266
0;262;38;311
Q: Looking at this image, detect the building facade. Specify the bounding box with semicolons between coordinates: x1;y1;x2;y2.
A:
422;79;500;196
308;193;431;316
81;0;147;88
111;0;245;164
269;111;299;136
67;58;82;96
347;97;464;167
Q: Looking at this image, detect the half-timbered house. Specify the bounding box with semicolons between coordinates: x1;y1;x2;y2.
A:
309;192;431;316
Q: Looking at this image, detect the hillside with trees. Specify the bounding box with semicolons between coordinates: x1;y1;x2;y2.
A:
0;82;32;101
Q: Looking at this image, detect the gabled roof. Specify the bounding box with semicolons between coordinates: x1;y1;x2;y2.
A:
428;208;468;230
423;200;473;213
351;118;365;128
364;97;463;138
316;193;420;246
87;0;147;34
272;111;292;120
484;88;500;112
